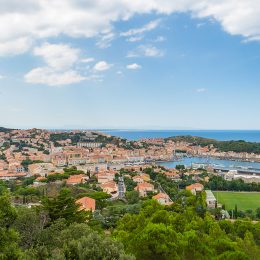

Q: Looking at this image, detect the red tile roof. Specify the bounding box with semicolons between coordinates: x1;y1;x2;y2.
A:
76;196;96;211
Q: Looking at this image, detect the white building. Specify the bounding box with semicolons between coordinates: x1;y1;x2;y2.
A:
205;190;217;208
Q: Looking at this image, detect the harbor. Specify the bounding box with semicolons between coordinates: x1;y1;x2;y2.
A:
157;156;260;176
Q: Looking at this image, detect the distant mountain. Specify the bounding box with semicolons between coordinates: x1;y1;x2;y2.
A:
0;126;13;133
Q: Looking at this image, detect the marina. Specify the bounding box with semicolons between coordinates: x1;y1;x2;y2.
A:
157;156;260;175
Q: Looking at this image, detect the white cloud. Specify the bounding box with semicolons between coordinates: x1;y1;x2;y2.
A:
93;61;113;71
196;88;207;93
127;35;144;42
0;0;260;57
0;37;32;56
34;43;80;70
126;63;142;70
127;45;164;57
96;33;115;48
121;19;161;37
25;42;86;86
24;67;85;86
81;57;95;63
0;74;4;79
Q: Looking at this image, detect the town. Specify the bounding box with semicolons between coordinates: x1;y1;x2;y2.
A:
1;127;260;259
1;127;260;182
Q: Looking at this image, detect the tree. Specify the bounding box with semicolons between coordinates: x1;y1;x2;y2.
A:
126;190;139;204
176;164;185;170
62;225;134;260
42;188;89;224
0;193;23;259
26;222;134;259
124;177;137;191
237;231;260;260
256;207;260;219
114;198;259;260
234;204;238;219
12;207;43;249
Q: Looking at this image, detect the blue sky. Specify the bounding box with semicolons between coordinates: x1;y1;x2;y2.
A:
0;1;260;130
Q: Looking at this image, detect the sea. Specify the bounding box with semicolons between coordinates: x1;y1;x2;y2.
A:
102;130;260;142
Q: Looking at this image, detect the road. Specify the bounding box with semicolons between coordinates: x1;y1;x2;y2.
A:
118;176;126;199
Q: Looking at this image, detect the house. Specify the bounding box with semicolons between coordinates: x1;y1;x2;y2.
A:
135;182;154;197
52;153;67;167
132;173;150;183
152;192;173;205
97;170;116;184
33;176;47;186
66;174;87;185
186;183;204;195
28;163;55;177
140;173;150;182
205;190;217;208
132;175;144;184
0;171;27;180
76;196;96;212
163;171;178;180
8;162;25;173
100;181;117;195
77;142;102;148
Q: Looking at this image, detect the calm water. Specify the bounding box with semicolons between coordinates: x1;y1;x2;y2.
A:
103;130;260;142
157;157;260;171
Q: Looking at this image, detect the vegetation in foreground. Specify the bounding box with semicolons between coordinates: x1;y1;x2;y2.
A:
1;184;260;259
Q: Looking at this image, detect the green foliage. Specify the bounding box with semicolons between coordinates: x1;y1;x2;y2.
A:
126;190;140;204
206;176;260;192
0;126;13;133
15;186;40;197
22;176;36;186
0;153;7;160
176;164;185;170
25;221;134;259
0;193;22;259
42;188;89;225
12;207;44;249
50;132;85;144
46;173;69;182
114;200;260;260
143;167;157;180
21;159;44;169
256;208;260;219
155;173;178;200
124;177;137;191
63;166;84;175
0;180;8;195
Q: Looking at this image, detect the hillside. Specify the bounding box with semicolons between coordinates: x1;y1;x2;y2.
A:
0;126;13;133
166;135;260;154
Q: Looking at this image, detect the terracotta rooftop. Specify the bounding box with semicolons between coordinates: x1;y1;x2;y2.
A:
76;196;96;211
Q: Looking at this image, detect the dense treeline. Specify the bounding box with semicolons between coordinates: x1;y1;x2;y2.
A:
114;200;260;260
167;135;260;154
50;132;85;144
206;176;260;192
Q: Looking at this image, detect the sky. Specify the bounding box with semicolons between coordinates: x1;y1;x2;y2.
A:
0;0;260;130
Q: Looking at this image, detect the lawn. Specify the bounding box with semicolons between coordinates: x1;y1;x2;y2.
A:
212;191;260;211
